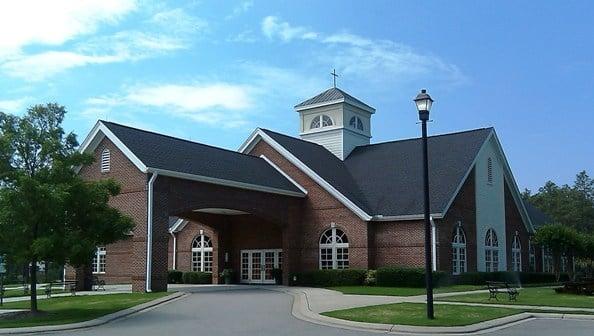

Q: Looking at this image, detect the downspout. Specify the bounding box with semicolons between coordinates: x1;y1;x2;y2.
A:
430;217;437;272
170;231;177;270
146;173;158;292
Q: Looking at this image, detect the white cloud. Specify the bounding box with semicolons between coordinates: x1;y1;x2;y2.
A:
261;16;318;42
125;84;253;111
0;97;30;113
323;33;466;85
86;83;255;127
260;16;466;86
226;1;254;20
0;0;137;58
150;8;208;33
2;32;187;81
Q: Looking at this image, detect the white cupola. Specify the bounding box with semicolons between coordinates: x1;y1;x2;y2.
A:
294;87;375;160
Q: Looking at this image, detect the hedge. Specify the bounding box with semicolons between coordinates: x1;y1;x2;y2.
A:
291;269;366;287
447;271;568;285
168;270;183;284
376;267;446;287
182;271;212;284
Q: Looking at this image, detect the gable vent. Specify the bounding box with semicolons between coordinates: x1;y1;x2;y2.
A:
101;148;111;173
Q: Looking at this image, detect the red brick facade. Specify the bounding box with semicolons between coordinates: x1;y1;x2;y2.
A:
75;131;537;291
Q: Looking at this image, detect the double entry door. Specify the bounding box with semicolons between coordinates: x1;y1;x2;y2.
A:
240;249;282;284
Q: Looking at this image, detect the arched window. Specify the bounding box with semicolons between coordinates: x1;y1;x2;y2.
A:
511;233;522;272
101;148;110;173
319;226;349;270
485;228;499;272
452;223;467;275
349;116;364;131
487;157;493;185
310;114;333;129
192;233;213;272
92;247;106;274
528;239;536;271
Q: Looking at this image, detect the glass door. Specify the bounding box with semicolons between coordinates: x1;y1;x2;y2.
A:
240;249;282;284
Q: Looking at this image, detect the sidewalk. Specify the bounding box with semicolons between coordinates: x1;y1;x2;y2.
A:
271;287;594;335
1;284;132;304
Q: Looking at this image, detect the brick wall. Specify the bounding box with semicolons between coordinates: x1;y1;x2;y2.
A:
436;170;477;273
78;137;148;285
370;220;425;268
248;140;369;271
504;182;530;272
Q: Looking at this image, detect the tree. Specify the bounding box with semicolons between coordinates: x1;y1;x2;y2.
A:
534;224;583;281
0;104;133;313
526;172;594;232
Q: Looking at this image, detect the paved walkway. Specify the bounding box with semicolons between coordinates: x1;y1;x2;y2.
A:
11;286;593;336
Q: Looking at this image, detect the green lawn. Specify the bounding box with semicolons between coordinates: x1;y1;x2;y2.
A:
2;288;67;299
440;287;594;308
322;302;522;326
330;285;483;297
0;292;169;328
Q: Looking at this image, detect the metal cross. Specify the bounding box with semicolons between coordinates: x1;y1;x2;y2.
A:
330;69;339;88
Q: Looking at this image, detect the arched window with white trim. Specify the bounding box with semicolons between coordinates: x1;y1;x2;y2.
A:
310;114;334;129
349;116;364;131
511;233;522;272
452;223;467;275
485;228;499;272
319;226;349;270
528;239;536;271
101;148;110;173
192;233;213;272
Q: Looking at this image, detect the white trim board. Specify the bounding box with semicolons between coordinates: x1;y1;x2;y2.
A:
78;121;305;199
239;129;373;221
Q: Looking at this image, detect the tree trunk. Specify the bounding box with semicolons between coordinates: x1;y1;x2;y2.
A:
29;260;38;314
553;254;562;282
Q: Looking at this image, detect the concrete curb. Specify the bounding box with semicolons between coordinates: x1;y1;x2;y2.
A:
273;287;594;335
0;291;187;335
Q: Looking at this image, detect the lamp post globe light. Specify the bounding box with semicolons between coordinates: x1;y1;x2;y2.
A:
414;88;435;319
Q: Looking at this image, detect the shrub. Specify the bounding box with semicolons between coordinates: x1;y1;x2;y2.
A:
292;269;366;287
182;271;212;284
364;270;377;286
271;268;283;284
376;267;446;287
447;272;567;286
168;270;183;284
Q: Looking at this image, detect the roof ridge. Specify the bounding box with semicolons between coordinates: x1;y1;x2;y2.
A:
356;127;494;148
99;120;263;161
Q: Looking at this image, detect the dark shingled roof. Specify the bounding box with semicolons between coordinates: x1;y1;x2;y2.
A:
294;87;374;110
262;127;493;217
523;201;552;228
101;121;303;195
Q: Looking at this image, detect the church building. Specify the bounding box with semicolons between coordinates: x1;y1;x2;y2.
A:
73;87;550;292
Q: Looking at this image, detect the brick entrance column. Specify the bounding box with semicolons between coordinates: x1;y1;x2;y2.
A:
282;203;302;285
132;176;170;292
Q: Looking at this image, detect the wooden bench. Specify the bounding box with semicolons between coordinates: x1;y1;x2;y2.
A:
44;281;77;298
92;276;106;291
486;281;519;301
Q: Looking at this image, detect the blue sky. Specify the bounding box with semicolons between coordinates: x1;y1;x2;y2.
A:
0;1;592;192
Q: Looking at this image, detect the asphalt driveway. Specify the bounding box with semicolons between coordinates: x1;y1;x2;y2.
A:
37;287;594;336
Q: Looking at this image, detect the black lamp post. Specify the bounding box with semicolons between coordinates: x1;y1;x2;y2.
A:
414;88;435;319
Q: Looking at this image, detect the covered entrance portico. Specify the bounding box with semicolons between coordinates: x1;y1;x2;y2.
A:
134;173;305;292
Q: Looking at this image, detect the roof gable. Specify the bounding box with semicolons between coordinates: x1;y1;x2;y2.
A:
345;128;493;217
79;121;305;197
294;87;375;112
